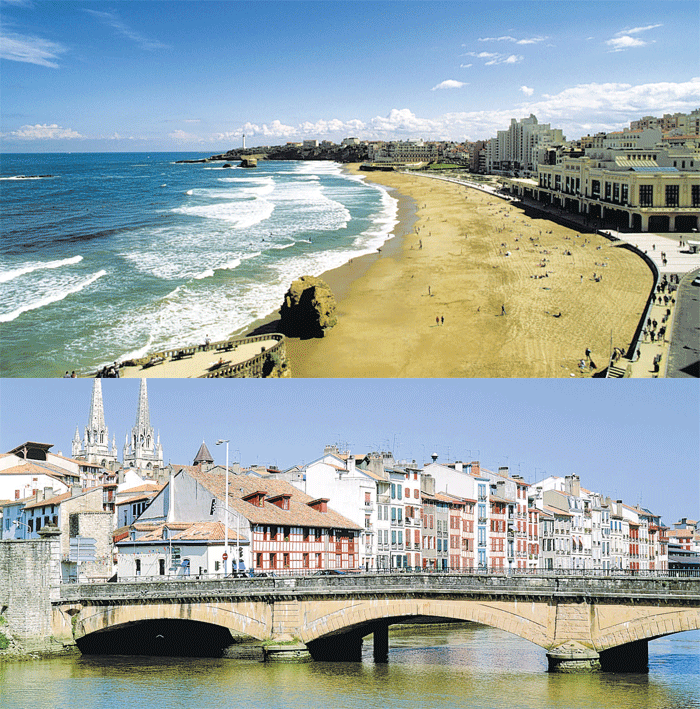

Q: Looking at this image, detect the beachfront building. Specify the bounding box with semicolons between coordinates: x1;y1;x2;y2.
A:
72;380;119;470
631;109;700;135
506;145;700;232
369;139;440;165
486;114;566;177
122;380;164;479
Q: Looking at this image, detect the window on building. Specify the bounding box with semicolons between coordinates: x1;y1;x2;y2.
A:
666;184;679;207
639;185;653;207
692;185;700;207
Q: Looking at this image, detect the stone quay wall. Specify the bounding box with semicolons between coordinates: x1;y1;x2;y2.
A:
0;539;63;656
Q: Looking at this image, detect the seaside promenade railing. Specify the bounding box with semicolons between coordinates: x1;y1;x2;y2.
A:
124;333;286;379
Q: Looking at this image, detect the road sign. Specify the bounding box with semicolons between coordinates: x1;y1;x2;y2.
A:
69;536;97;562
222;553;228;561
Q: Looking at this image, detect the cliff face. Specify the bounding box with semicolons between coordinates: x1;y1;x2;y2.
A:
279;276;337;338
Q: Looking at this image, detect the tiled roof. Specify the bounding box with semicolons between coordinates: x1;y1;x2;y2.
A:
23;492;71;510
127;521;245;544
0;462;69;480
189;468;361;531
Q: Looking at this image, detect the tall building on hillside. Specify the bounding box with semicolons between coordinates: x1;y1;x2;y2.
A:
72;380;118;469
123;379;163;477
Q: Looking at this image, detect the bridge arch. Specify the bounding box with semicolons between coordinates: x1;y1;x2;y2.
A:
594;605;700;651
71;599;270;645
298;596;553;649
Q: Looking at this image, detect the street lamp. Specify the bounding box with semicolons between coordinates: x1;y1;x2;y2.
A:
216;439;230;576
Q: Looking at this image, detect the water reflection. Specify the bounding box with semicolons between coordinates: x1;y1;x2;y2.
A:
1;626;698;709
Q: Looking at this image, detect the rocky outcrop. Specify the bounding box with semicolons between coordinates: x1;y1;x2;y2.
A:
279;276;337;338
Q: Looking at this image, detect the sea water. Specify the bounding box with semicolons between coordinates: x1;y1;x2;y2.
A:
0;154;397;377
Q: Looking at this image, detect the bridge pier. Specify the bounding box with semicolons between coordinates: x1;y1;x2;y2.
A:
308;630;364;662
599;639;649;673
372;622;389;663
546;641;601;673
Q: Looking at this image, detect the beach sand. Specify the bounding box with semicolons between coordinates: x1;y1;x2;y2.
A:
282;166;653;378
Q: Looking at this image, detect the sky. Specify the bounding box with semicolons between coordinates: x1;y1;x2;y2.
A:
1;0;699;152
0;378;698;526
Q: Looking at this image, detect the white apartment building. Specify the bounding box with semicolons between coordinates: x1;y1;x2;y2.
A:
487;114;565;176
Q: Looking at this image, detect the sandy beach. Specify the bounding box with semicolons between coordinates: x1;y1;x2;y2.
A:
283;166;653;378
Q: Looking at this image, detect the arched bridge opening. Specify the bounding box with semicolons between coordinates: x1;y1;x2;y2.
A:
76;619;239;657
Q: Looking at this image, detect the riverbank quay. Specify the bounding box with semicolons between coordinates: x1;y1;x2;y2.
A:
284;166;651;378
4;547;699;671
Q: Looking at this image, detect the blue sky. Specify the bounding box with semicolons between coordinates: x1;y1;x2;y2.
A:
1;378;698;526
1;0;699;152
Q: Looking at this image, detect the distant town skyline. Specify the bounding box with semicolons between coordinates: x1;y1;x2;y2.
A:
1;378;697;527
1;1;699;152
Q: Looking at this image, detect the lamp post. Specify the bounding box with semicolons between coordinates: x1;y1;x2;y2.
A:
216;439;230;576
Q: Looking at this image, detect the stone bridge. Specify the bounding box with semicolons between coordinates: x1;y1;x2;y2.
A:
55;573;700;671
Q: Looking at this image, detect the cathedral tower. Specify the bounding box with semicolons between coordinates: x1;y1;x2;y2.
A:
72;379;118;468
123;379;164;478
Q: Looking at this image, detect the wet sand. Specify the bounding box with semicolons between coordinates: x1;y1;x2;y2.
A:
283;166;653;378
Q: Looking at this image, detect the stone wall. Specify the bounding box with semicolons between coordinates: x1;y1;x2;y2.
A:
0;538;63;655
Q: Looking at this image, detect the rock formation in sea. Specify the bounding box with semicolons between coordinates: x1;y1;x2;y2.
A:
279;276;337;338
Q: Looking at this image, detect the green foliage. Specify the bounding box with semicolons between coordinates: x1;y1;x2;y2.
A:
0;631;9;650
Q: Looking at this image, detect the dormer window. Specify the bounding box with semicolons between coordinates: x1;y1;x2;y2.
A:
267;494;291;511
307;498;329;513
243;491;266;507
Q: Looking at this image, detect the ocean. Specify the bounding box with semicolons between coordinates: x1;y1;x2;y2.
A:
0;153;397;377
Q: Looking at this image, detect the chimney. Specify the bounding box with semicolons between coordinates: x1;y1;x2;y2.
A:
431;453;438;463
498;466;509;477
471;461;480;476
167;468;176;523
43;486;53;501
71;485;82;497
496;480;507;498
455;461;463;472
347;456;356;473
565;475;580;497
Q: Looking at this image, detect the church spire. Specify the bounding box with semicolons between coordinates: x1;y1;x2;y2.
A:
74;379;117;468
123;378;163;478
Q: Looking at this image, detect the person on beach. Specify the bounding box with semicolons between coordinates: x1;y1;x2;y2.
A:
501;304;506;316
436;316;440;326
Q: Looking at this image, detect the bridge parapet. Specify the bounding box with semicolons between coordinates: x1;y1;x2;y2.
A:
58;572;700;604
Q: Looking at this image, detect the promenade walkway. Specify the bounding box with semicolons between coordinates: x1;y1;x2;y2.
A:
119;336;282;378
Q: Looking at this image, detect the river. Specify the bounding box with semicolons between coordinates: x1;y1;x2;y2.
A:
1;625;698;709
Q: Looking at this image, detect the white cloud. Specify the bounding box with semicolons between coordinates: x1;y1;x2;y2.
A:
7;123;84;140
431;80;466;91
606;36;649;52
84;9;168;50
0;31;68;68
465;51;523;65
520;86;535;96
460;63;473;69
606;23;661;51
169;129;204;143
479;35;547;45
621;24;663;35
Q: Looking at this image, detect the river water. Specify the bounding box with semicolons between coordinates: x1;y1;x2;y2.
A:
2;625;698;709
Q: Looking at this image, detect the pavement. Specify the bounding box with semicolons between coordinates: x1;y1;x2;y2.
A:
119;337;281;378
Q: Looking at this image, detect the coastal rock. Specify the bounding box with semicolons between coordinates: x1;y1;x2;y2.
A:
279;276;337;338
